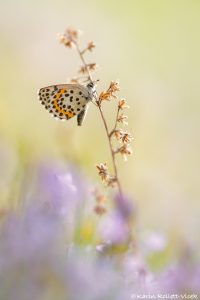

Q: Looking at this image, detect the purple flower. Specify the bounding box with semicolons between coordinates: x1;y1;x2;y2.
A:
98;212;130;244
0;155;199;299
34;160;90;216
122;254;156;293
142;231;167;254
0;205;66;300
0;205;123;300
158;262;200;293
65;248;123;300
114;193;136;221
97;193;136;245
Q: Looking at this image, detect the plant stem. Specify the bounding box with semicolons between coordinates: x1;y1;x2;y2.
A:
74;41;91;82
109;107;120;138
73;40;123;198
97;104;123;197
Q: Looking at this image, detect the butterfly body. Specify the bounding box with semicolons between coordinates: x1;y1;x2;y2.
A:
38;82;96;126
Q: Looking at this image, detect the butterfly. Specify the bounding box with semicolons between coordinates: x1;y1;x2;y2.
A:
37;81;96;126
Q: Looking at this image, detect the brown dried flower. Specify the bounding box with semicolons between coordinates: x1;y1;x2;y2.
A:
121;132;133;144
99;91;112;101
111;129;133;144
109;81;120;93
94;205;106;216
87;41;96;52
93;188;107;203
96;163;110;182
59;36;73;48
107;81;120;99
79;66;87;74
81;41;96;55
99;80;120;102
107;176;117;187
117;114;128;125
96;163;117;187
59;28;80;48
113;129;124;140
79;63;97;74
66;28;79;40
116;144;133;161
118;99;129;110
88;63;97;71
93;188;107;216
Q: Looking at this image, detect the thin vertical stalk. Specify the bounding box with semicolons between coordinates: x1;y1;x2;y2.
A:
97;104;123;197
73;40;123;197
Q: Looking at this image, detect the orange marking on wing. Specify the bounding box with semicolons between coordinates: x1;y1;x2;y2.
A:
53;89;75;118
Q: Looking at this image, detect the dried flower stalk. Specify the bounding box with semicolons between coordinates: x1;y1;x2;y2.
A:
59;28;133;197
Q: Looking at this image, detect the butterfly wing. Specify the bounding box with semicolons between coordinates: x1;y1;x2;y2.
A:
77;105;89;126
37;84;89;121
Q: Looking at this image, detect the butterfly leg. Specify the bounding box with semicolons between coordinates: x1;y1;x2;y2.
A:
77;106;88;126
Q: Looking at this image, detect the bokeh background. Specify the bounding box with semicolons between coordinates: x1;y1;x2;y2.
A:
0;0;200;252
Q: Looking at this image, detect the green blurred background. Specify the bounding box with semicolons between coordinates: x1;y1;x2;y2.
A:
0;0;200;248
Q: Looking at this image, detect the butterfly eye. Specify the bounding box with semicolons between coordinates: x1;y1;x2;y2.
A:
87;82;94;89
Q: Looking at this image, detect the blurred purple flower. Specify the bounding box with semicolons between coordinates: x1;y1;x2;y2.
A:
0;204;130;300
98;212;130;244
0;204;66;300
0;199;200;299
0;155;199;299
115;193;136;220
142;231;167;254
158;262;200;293
34;160;90;217
65;248;123;300
122;254;156;293
97;193;136;245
